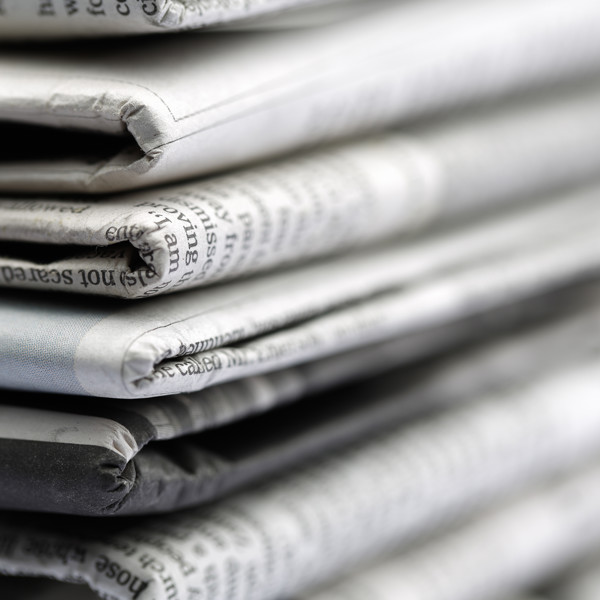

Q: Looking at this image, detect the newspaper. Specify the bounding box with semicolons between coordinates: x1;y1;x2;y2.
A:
2;186;600;398
2;290;597;516
3;362;600;599
1;283;579;439
3;0;600;193
548;559;600;600
0;0;347;38
0;476;593;600
4;85;600;298
300;462;600;600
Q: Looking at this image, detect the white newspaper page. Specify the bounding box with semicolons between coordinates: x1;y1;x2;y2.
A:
300;463;600;600
0;0;345;38
2;188;600;398
2;0;600;193
3;84;600;298
2;362;600;599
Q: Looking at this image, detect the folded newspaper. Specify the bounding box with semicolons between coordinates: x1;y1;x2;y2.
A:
4;84;600;298
2;359;600;599
2;291;596;516
0;0;353;38
2;0;600;193
300;462;600;600
2;186;600;398
3;464;600;600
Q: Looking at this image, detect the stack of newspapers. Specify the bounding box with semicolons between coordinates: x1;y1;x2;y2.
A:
3;1;600;599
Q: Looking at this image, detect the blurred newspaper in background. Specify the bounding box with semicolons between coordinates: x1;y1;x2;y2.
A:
4;358;600;598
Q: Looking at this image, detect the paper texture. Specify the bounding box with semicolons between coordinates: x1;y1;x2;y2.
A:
2;294;596;516
3;361;600;599
4;85;600;297
2;187;600;398
2;0;600;193
301;462;600;600
550;559;600;600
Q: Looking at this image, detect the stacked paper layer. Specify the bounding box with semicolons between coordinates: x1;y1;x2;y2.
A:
3;1;600;599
